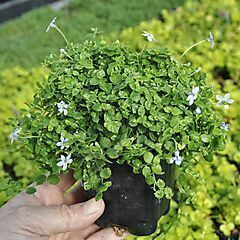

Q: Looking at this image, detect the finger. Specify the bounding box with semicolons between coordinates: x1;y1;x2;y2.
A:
82;224;101;238
33;172;76;206
57;171;76;191
64;182;85;205
5;173;76;208
34;183;65;206
32;198;105;235
87;227;130;240
50;224;100;240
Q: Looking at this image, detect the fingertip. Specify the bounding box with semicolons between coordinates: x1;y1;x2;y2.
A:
97;198;105;212
82;198;105;216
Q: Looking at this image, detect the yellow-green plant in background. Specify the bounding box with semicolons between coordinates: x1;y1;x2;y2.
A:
117;0;240;84
0;67;49;204
116;0;240;239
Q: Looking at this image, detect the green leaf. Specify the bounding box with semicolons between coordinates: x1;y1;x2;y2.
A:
83;181;91;191
153;156;161;164
170;116;180;127
132;159;143;168
143;151;154;164
152;164;162;174
164;141;174;151
95;192;103;201
73;169;83;180
100;137;111;148
106;148;119;159
138;106;146;115
99;181;112;192
26;187;37;194
164;187;173;199
204;153;213;162
100;168;112;179
146;175;155;185
104;120;121;133
154;189;164;199
47;174;60;185
157;179;165;188
201;134;211;143
219;223;235;236
35;174;46;185
142;166;151;177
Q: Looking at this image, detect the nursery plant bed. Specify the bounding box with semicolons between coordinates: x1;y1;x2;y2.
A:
85;162;175;236
0;0;57;23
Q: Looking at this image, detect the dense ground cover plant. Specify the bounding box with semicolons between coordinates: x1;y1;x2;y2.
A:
115;0;240;238
0;0;185;70
0;0;185;204
9;30;227;204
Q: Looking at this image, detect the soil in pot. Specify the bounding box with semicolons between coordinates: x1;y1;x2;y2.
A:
85;161;175;236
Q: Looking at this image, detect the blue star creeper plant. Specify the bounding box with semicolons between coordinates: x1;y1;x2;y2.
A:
9;19;229;201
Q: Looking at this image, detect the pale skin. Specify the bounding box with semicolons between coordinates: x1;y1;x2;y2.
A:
0;173;130;240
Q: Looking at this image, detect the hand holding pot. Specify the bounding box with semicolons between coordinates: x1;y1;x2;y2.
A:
0;173;130;240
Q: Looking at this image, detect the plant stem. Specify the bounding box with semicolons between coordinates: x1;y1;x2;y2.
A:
180;39;206;59
20;136;40;139
55;26;69;45
140;43;146;55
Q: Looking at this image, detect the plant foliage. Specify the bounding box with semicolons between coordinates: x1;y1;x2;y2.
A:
11;38;226;202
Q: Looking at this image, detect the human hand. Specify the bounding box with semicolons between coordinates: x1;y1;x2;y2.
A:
0;173;130;240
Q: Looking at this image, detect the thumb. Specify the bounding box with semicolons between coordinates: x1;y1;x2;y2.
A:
32;198;105;235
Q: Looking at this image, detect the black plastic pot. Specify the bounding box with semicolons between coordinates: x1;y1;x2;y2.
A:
85;162;175;236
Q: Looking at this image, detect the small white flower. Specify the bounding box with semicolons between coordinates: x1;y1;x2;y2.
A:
46;17;57;32
187;86;199;106
57;101;69;115
170;150;183;165
195;107;202;114
220;122;229;131
56;136;69;150
216;93;234;109
142;31;155;42
57;154;73;171
9;128;21;144
207;32;215;47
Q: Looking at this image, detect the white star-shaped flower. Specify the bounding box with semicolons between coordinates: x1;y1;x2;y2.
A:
57;154;73;171
46;17;57;32
57;101;69;115
9;128;21;144
56;136;69;150
142;31;155;42
187;86;199;106
170;150;183;166
216;93;234;109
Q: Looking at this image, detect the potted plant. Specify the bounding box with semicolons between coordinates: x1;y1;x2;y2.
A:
9;19;228;236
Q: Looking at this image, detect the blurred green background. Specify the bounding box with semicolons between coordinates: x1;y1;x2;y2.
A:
0;0;239;239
